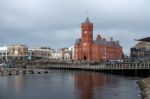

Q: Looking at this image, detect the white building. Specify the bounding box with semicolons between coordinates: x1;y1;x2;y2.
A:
51;49;63;60
64;52;71;60
51;46;75;60
0;46;9;60
68;46;75;60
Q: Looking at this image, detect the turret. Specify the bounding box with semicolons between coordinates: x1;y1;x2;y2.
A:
81;17;93;43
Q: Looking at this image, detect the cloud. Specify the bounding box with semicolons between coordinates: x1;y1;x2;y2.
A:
0;0;150;55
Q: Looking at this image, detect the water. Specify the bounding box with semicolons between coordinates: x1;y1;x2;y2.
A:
0;70;142;99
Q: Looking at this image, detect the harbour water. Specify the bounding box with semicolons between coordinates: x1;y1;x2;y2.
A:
0;70;142;99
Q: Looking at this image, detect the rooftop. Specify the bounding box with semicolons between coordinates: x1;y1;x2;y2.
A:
135;41;150;49
0;47;8;51
137;37;150;42
84;17;90;24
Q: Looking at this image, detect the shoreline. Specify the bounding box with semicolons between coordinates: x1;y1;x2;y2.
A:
138;77;150;99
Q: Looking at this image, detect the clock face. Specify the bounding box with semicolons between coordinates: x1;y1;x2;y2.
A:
84;31;87;34
83;43;88;46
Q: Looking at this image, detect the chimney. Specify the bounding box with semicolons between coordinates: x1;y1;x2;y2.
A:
103;38;106;41
117;41;119;44
110;37;113;42
96;35;102;40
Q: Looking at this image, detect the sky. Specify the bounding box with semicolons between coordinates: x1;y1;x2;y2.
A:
0;0;150;55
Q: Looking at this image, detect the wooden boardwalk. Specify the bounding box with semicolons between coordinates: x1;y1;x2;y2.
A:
1;62;150;76
36;62;150;70
0;68;50;76
36;62;150;76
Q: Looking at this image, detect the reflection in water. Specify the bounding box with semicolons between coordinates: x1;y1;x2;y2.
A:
14;76;23;94
75;72;116;99
0;70;141;99
74;71;141;99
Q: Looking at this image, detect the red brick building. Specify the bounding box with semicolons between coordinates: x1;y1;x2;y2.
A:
74;17;123;61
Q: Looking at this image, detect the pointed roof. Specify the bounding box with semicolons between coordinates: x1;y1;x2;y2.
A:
84;17;90;24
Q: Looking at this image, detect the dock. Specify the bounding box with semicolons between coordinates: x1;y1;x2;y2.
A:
1;61;150;76
36;62;150;76
0;68;50;76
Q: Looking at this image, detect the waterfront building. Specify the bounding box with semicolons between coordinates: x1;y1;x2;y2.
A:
29;47;53;60
51;47;74;60
68;46;75;60
63;47;74;60
0;46;9;61
130;40;150;62
62;48;71;60
51;49;63;60
74;17;123;62
8;44;28;60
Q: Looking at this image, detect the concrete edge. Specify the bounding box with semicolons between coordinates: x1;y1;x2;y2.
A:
138;77;150;99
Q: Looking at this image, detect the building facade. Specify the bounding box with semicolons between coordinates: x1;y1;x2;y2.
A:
68;46;75;60
130;41;150;62
51;49;63;60
8;44;28;60
51;47;74;60
0;46;9;61
29;47;53;60
74;17;123;62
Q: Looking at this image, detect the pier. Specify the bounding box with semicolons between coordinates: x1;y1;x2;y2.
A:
0;67;50;76
29;61;150;76
1;61;150;76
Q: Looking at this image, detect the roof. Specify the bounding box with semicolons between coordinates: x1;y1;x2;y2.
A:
84;17;90;23
0;47;8;51
75;38;81;45
137;37;150;42
29;48;52;52
94;39;121;47
9;44;27;47
82;17;91;24
135;41;150;49
75;37;121;47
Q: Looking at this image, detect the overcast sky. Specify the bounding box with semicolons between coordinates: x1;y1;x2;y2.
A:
0;0;150;55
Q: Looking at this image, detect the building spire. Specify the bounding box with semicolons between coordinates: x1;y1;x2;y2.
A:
86;11;89;17
84;17;90;23
83;11;90;23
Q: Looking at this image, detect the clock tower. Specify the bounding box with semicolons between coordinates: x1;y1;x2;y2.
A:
74;17;123;61
81;17;93;43
81;17;93;61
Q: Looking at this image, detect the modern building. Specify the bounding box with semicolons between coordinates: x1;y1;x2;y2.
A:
8;44;28;60
130;40;150;62
74;17;123;62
